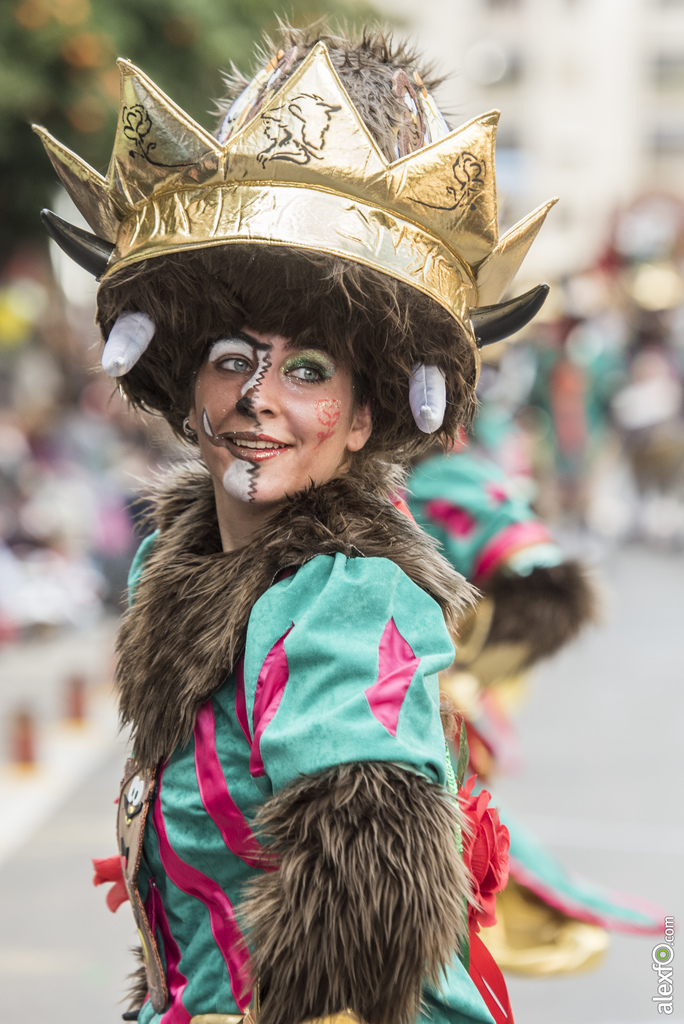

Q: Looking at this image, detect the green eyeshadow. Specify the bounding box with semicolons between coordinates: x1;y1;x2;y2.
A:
281;350;336;379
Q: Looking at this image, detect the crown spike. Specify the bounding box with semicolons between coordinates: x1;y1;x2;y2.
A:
33;126;121;242
107;59;222;208
224;40;387;195
35;44;556;338
41;209;114;278
475;198;558;306
470;283;550;347
390;110;500;266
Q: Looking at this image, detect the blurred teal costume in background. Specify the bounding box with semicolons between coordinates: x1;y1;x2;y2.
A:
407;449;562;584
406;446;661;975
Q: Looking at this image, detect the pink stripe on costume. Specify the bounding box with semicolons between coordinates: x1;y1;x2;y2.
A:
249;625;294;778
509;857;662;934
424;499;477;538
145;883;191;1024
194;703;275;872
473;521;554;581
234;658;251;744
365;618;420;737
152;770;252;1011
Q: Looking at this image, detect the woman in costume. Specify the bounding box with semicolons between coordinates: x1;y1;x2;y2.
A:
35;26;557;1024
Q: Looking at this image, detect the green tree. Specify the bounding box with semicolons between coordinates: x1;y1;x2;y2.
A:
1;0;371;261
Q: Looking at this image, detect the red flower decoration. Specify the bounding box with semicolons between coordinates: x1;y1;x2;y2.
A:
92;855;129;913
458;776;509;932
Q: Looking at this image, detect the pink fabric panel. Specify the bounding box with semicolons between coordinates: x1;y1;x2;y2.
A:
364;618;420;737
485;482;508;505
473;520;553;581
145;884;191;1024
194;703;274;872
424;499;477;538
249;624;294;778
509;857;662;935
234;657;251;743
153;770;252;1011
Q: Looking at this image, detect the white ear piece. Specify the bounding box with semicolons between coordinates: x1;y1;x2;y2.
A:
409;363;446;433
101;311;156;377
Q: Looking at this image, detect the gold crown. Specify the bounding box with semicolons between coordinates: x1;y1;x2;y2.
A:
34;42;556;328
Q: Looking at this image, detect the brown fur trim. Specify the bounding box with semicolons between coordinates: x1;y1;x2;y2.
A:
116;461;475;768
439;689;460;739
483;561;599;666
240;762;471;1024
217;24;447;164
124;946;148;1013
96;245;477;466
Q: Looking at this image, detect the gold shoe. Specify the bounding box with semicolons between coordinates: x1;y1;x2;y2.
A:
479;879;609;975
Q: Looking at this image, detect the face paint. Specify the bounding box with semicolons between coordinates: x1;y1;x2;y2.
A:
208;338;254;367
314;397;342;446
202;408;216;441
281;350;336;384
240;347;271;402
191;330;371;518
202;408;257;501
222;459;254;502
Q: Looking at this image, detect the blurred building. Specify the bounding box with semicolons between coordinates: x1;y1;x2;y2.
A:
376;0;684;280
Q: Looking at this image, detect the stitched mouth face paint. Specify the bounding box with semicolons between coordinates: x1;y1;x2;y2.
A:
202;408;294;462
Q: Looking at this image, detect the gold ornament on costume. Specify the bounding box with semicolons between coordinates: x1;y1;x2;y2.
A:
34;42;557;332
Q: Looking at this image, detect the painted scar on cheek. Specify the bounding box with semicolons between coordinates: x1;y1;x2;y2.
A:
202;408;239;451
201;409;224;447
314;398;342;447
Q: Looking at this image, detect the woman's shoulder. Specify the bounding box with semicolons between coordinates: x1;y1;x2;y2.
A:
247;551;454;662
264;549;439;605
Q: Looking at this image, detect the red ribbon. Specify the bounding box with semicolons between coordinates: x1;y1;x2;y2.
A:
92;855;129;913
469;929;514;1024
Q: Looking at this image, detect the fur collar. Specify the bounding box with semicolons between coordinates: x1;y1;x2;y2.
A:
116;461;473;768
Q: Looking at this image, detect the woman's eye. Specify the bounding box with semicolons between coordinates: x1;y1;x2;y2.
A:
219;356;252;373
288;365;323;382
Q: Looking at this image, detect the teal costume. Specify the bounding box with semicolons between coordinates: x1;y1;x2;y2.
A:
128;538;494;1024
407;449;562;583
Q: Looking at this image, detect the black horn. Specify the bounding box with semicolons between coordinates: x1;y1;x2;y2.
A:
470;283;550;347
40;209;114;279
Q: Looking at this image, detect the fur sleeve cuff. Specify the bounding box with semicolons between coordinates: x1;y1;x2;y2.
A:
240;762;471;1024
484;560;599;665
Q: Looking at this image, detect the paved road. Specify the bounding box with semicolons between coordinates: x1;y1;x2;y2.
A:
0;545;682;1024
497;543;684;1023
